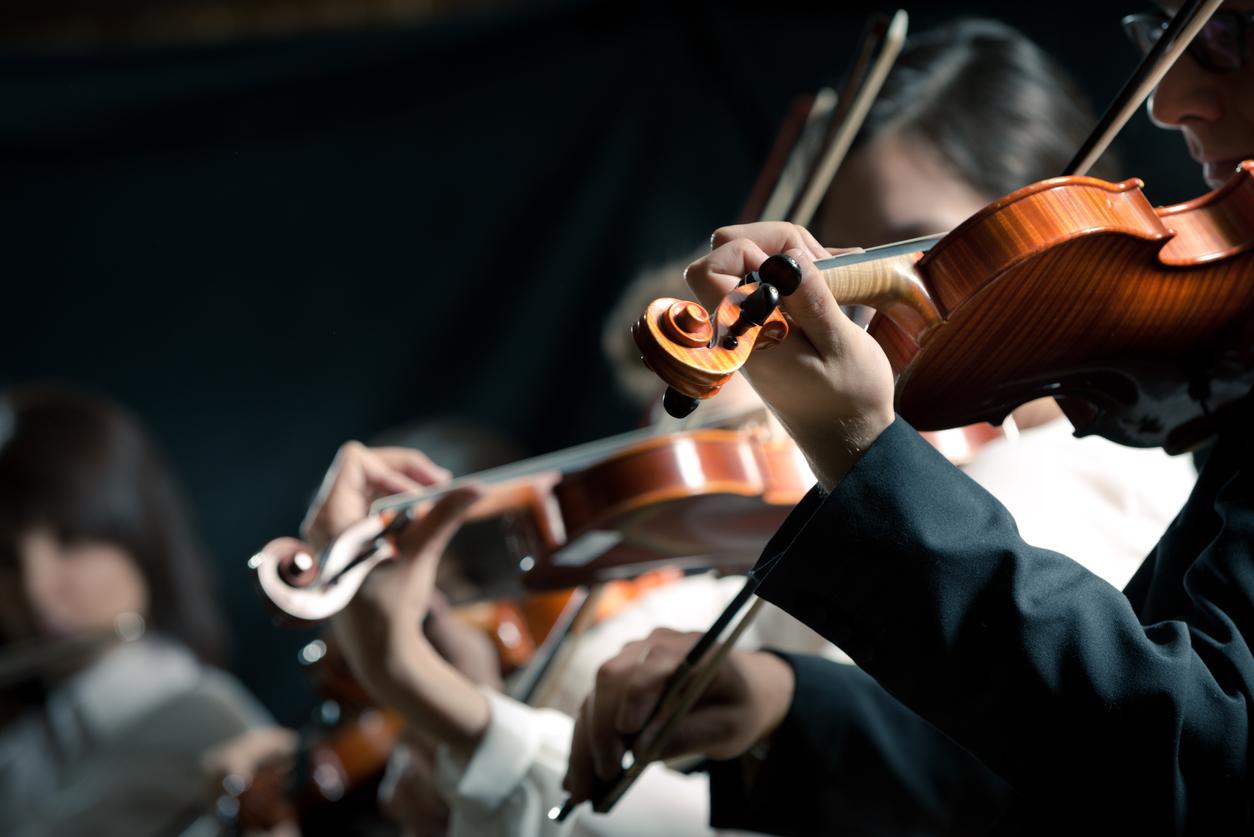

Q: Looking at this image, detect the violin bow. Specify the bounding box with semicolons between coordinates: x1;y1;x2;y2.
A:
1065;0;1223;177
738;10;906;226
788;10;907;226
552;9;910;821
509;584;603;706
1053;0;1223;427
739;91;838;224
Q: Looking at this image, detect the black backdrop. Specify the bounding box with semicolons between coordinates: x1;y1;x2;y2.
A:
0;0;1205;724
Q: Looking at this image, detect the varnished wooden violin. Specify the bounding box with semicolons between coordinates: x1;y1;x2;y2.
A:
637;163;1254;454
250;420;814;623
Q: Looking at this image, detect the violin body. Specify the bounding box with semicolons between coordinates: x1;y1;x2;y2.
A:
508;429;812;590
252;427;813;621
877;162;1254;452
637;164;1254;453
222;636;403;832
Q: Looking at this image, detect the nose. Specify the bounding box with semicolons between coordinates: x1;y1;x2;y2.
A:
1149;53;1223;129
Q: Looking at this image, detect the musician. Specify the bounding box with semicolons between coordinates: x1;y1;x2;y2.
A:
565;1;1254;833
0;387;269;837
297;18;1198;837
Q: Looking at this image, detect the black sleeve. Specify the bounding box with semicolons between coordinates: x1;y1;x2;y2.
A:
733;417;1254;831
708;654;1012;836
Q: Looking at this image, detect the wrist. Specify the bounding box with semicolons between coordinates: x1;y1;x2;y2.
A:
808;411;894;491
747;650;795;743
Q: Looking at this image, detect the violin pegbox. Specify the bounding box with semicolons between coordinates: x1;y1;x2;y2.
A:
632;254;801;417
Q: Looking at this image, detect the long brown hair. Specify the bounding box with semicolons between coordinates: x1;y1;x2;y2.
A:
0;386;225;664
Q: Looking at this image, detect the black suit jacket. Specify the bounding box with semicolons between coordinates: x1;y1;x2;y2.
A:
708;397;1254;835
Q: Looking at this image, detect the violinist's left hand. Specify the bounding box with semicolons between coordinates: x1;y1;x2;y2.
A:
299;442;490;756
685;222;896;488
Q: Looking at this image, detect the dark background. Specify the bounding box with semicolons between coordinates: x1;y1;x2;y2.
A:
0;0;1204;725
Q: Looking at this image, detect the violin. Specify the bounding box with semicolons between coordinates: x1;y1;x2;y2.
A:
251;417;814;623
217;634;404;833
637;164;1254;454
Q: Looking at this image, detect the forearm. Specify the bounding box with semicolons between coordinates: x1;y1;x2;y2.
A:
374;642;490;759
708;655;1011;836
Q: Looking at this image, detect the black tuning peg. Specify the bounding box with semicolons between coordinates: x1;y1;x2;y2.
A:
756;254;803;295
663;387;700;419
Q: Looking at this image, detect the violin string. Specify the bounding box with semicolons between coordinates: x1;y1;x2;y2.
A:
813;231;946;271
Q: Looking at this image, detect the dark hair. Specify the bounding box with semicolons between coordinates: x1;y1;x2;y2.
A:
0;386;225;664
854;18;1121;197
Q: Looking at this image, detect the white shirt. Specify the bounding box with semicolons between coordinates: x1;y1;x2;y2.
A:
430;418;1196;837
961;418;1195;589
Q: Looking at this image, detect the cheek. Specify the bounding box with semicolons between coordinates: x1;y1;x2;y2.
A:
22;560;70;630
819;195;888;245
31;547;149;633
1223;65;1254;138
77;551;148;622
1239;80;1254;136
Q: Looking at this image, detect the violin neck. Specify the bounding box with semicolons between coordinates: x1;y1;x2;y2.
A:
814;234;945;337
369;402;764;517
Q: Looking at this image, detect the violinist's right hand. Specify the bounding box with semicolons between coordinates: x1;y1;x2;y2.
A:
562;628;794;805
300;442;490;756
685;222;896;489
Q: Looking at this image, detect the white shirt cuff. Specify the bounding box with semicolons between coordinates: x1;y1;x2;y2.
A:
436;687;552;812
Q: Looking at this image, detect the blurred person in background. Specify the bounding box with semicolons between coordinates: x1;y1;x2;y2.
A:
0;386;270;837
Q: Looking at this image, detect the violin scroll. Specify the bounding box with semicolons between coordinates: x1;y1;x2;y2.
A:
250;515;401;625
633;255;801;418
